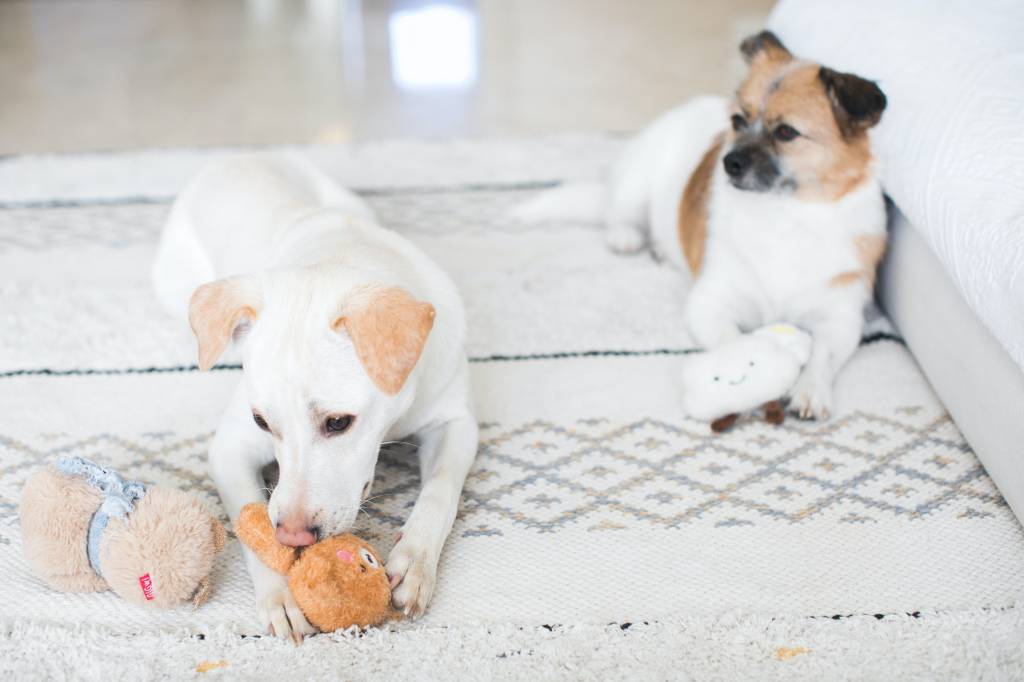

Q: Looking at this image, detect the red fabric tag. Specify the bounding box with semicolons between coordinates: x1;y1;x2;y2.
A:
138;573;155;601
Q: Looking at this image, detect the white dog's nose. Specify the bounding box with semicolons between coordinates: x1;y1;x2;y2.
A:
275;517;316;547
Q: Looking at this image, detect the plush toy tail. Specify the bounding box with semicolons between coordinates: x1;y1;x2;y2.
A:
235;503;297;575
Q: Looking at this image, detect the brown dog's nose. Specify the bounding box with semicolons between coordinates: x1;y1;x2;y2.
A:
275;517;317;547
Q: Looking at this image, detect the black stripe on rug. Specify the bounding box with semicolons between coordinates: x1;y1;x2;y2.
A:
0;333;904;379
0;180;565;210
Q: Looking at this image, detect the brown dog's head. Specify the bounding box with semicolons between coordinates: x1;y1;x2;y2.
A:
724;31;887;201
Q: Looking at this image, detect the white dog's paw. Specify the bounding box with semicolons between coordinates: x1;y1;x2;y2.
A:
254;570;317;643
385;536;438;619
789;372;833;421
606;222;646;254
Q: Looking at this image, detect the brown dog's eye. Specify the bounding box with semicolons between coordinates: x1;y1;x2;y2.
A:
774;124;799;141
730;114;748;132
252;413;270;432
325;415;355;435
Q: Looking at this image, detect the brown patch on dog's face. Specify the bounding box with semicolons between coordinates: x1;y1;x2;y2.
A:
725;31;887;201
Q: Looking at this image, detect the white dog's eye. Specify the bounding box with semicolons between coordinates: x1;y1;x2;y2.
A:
324;414;355;435
359;548;378;567
252;412;271;432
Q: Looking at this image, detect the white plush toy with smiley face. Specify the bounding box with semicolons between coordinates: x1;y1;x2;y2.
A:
681;324;813;432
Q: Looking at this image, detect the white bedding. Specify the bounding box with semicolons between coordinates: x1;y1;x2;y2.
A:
769;0;1024;372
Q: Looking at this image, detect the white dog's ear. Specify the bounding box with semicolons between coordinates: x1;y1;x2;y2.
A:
333;286;435;395
188;275;262;371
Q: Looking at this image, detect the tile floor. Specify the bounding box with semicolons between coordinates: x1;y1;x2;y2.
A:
0;0;775;153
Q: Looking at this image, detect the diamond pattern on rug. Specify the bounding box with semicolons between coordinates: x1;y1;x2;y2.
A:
1;408;1005;552
459;410;1006;533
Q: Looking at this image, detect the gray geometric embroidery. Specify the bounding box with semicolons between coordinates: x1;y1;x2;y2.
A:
840;513;877;524
0;410;1009;546
715;518;755;528
457;412;1007;532
958;508;995;519
646;491;680;505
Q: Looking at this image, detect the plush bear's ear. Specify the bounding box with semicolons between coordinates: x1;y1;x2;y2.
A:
235;503;296;575
210;518;227;554
192;577;213;608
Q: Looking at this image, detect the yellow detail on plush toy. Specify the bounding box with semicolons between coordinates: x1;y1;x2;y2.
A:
235;503;400;634
768;323;799;336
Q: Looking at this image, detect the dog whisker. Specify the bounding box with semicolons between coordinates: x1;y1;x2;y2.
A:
361;492;394;506
380;440;418;449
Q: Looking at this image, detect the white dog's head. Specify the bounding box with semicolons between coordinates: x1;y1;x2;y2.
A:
189;267;434;546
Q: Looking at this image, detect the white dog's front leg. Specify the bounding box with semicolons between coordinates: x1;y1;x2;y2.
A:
386;414;478;618
789;308;864;420
209;386;317;642
685;279;744;349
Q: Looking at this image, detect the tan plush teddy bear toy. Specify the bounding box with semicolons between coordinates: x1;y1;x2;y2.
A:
235;503;399;633
20;457;226;608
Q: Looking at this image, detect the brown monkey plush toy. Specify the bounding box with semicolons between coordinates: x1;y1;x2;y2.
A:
234;503;399;633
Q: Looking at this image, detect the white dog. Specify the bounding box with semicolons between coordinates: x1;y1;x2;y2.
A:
517;31;888;420
152;155;478;640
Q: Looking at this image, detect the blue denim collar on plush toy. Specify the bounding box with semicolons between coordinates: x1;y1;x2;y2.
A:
56;456;146;578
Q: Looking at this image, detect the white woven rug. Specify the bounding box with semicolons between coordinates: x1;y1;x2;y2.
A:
1;138;1023;678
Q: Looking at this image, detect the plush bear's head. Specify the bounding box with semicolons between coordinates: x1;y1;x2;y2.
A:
100;486;226;608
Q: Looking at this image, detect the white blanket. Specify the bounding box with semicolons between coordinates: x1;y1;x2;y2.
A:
769;0;1024;371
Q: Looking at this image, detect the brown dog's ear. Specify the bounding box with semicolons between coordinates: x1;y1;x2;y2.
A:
819;67;887;138
235;503;297;575
188;275;262;371
333;286;435;396
739;30;792;65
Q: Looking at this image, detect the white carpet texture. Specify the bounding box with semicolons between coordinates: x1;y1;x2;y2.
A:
3;608;1024;681
1;138;1023;679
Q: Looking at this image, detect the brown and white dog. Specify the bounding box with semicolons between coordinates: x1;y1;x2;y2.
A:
519;31;887;419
